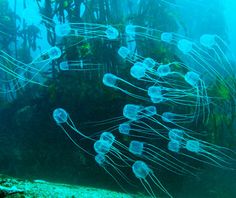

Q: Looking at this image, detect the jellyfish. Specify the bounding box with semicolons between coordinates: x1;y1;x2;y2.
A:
166;128;235;169
117;46;141;63
94;131;134;165
102;73;149;101
0;47;62;95
118;121;165;140
54;21;120;40
94;153;134;192
128;140;195;176
132;160;172;198
177;38;234;93
59;60;102;71
161;112;195;124
200;34;234;68
52;108;94;155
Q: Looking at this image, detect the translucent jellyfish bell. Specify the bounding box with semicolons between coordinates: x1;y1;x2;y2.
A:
48;46;62;59
59;61;69;71
118;46;131;59
53;108;68;124
125;24;136;37
95;153;106;166
102;73;118;88
94;140;111;155
148;86;164;104
185;140;201;153
157;64;171;77
132;160;151;179
200;34;216;48
100;132;115;146
105;25;119;40
162;112;174;123
132;160;172;197
55;23;71;37
123;104;143;121
129;140;144;156
184;71;200;87
168;129;184;142
130;62;146;79
118;122;131;135
177;39;193;54
168;140;181;153
143;58;156;70
161;32;173;43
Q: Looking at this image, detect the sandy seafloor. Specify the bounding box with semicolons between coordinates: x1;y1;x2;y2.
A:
0;174;149;198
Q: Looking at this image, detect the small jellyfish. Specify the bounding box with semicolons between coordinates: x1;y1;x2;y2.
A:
123;104;144;121
48;46;62;60
162;112;194;124
95;153;134;192
143;57;156;70
147;86;164;103
168;140;181;153
105;25;119;40
55;23;71;37
118;46;131;59
94;140;111;155
200;34;216;48
177;39;193;55
161;32;173;43
102;73;118;88
125;24;136;37
184;71;200;88
132;160;172;198
130;62;147;79
59;60;101;71
156;64;171;77
52;108;93;154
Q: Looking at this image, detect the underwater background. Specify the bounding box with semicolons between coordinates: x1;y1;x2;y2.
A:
0;0;236;197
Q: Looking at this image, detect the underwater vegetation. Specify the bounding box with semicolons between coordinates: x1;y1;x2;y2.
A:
1;0;236;197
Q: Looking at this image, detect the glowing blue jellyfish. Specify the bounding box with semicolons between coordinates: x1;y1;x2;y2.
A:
52;108;94;154
0;47;63;95
59;60;102;71
130;62;147;80
168;140;181;153
132;160;172;198
143;57;157;70
117;46;140;63
176;38;234;93
102;73;149;101
105;25;119;40
94;132;133;165
48;46;62;60
147;86;165;104
161;112;194;124
95;153;134;192
128;140;194;176
199;34;234;75
156;64;171;77
161;32;173;43
166;128;235;169
118;121;164;139
118;46;131;59
53;21;120;40
55;23;72;37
